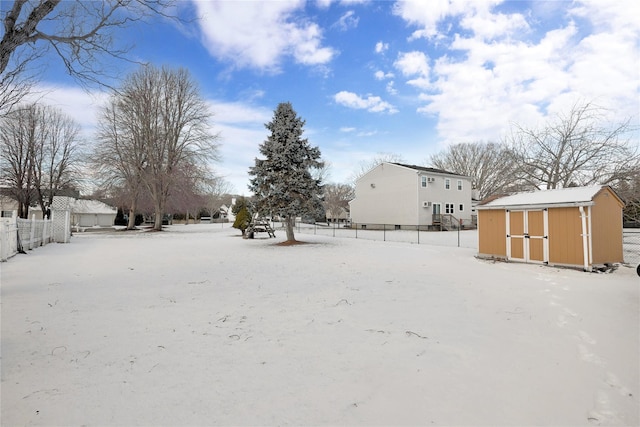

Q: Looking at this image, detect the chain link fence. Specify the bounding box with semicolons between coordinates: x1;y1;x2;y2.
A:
623;229;640;266
289;221;640;267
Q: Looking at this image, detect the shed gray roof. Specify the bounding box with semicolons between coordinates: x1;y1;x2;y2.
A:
477;185;606;209
71;199;117;214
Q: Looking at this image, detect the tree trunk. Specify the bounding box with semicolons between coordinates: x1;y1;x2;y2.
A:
127;207;136;230
285;216;296;242
19;200;29;219
153;200;164;231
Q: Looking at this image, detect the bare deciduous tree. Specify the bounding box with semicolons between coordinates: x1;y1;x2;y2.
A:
202;175;235;219
505;101;639;190
323;183;354;223
0;103;82;217
349;152;405;184
93;98;146;229
428;141;520;199
610;166;640;225
166;160;210;224
0;0;174;115
31;105;83;216
94;65;219;231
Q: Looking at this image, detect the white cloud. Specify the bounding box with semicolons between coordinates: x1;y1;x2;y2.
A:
333;10;359;31
25;85;108;135
317;0;369;7
193;0;336;71
394;51;430;77
374;70;394;80
386;81;397;95
459;10;529;40
569;0;640;33
392;0;639;144
394;51;431;89
392;0;487;40
375;41;389;53
340;127;356;132
356;130;378;137
334;91;398;114
207;100;272;125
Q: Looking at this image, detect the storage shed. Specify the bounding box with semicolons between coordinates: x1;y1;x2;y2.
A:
71;199;117;228
476;185;624;271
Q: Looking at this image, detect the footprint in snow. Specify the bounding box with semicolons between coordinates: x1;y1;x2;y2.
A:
578;330;596;345
578;344;603;365
605;372;633;397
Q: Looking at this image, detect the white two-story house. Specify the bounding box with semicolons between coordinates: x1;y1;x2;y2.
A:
348;162;473;229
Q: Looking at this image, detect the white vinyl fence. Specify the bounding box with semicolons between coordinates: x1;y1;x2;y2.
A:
0;214;54;262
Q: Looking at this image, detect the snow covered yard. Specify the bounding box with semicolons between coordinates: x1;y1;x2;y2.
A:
1;225;638;426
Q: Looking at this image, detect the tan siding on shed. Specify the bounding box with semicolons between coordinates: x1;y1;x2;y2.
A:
478;209;506;257
509;211;525;259
591;189;624;263
547;207;584;266
528;210;545;262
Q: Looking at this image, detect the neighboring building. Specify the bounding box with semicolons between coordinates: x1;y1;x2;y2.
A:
326;207;349;224
219;197;237;222
349;162;473;229
476;185;624;271
0;194;44;219
71;199;117;227
0;195;19;218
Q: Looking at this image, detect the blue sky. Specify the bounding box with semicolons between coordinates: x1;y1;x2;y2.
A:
20;0;640;195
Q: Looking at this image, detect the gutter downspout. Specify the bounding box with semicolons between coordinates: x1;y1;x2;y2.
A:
417;172;420;228
587;206;593;267
579;206;590;272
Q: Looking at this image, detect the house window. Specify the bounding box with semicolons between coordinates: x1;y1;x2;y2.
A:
459;204;464;212
421;176;427;187
445;203;454;214
457;180;463;190
445;178;450;189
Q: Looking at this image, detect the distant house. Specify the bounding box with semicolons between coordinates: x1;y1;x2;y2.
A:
476;185;624;271
0;195;20;218
71;199;117;228
0;194;44;219
326;206;349;224
219;197;237;222
349;162;473;229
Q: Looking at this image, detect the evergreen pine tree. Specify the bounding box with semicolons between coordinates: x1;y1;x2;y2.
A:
248;102;324;242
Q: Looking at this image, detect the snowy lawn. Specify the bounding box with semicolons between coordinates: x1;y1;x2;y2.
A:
1;224;638;426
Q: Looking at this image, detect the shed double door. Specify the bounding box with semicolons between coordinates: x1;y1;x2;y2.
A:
507;210;548;263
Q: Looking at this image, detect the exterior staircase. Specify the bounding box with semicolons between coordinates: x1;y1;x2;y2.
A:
432;214;460;231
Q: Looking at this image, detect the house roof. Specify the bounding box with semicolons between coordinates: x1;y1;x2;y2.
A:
71;199;117;214
390;163;471;179
477;185;620;209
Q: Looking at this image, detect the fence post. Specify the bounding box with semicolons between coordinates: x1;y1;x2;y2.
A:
0;219;6;261
31;214;38;249
417;225;420;244
355;223;358;239
383;223;386;241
